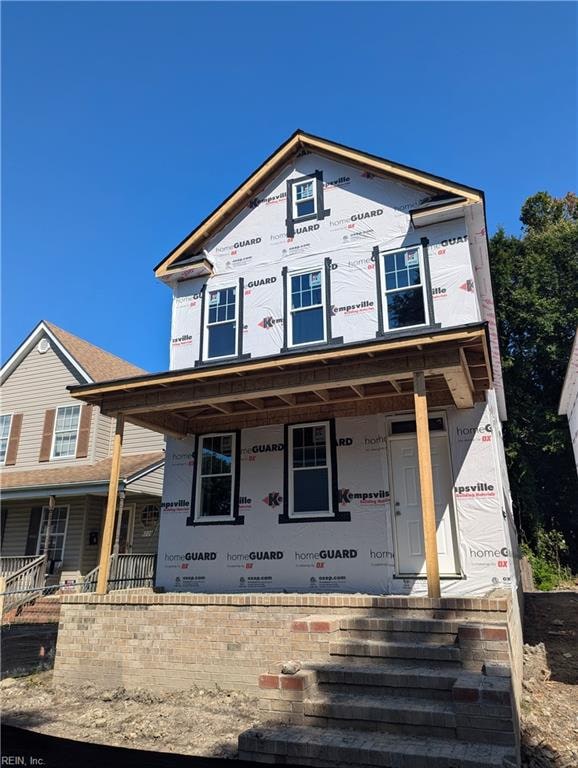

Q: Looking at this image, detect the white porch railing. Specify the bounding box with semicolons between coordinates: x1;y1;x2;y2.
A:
82;553;156;593
0;555;47;616
0;556;42;576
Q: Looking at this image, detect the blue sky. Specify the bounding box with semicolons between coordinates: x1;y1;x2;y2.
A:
2;1;576;373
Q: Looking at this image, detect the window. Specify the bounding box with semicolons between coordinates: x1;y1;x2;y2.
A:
195;433;236;521
382;246;428;331
289;269;325;346
206;287;237;359
288;422;333;518
390;416;445;435
293;179;316;219
37;506;68;563
52;405;81;458
0;415;12;464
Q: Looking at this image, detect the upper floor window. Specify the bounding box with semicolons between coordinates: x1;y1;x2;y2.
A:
52;405;81;459
286;172;330;237
0;414;12;464
380;246;429;332
293;179;316;219
206;286;237;359
195;433;236;522
289;269;326;346
288;422;333;519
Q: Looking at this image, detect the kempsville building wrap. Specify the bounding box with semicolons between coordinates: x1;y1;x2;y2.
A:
69;131;519;600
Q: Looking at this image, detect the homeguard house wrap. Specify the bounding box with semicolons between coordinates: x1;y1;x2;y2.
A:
69;131;518;599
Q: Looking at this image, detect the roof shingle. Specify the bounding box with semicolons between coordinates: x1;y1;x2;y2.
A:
45;321;147;382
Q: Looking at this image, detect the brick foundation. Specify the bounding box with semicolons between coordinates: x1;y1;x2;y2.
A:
53;590;517;694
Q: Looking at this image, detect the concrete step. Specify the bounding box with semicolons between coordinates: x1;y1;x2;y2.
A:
330;638;461;663
304;691;456;737
239;725;516;767
312;661;460;700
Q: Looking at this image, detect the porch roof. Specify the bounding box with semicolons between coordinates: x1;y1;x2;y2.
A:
0;452;165;499
68;324;492;438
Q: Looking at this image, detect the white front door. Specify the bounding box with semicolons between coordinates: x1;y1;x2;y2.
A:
390;426;459;576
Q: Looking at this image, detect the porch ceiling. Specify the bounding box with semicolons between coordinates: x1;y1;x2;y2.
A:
68;325;492;438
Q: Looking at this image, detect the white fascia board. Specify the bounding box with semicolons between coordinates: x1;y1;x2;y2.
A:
0;480;125;501
0;321;93;384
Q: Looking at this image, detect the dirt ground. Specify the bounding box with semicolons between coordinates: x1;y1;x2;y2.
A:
0;676;262;758
521;589;578;768
1;589;577;766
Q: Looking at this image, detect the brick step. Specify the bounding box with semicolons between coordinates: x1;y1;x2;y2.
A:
329;639;461;663
340;617;462;634
304;691;456;736
343;629;457;644
239;725;515;768
312;661;460;700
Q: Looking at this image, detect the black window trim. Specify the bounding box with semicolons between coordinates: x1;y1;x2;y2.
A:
281;259;343;353
374;237;440;339
278;418;350;524
285;170;330;238
195;277;251;367
186;431;244;527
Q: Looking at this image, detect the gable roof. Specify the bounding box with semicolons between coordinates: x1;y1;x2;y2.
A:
1;321;147;385
155;129;484;279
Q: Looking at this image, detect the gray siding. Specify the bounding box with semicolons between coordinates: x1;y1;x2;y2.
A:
0;497;86;573
122;421;165;455
0;337;93;471
131;497;160;555
81;495;105;573
128;464;164;496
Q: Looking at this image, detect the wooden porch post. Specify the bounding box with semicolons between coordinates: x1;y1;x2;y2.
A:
413;372;441;599
96;414;124;594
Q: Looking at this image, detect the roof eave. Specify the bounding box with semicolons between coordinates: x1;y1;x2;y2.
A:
153;130;484;280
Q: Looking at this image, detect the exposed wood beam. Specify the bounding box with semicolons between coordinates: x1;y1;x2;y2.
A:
443;363;474;409
390;380;402;393
314;390;330;401
101;349;462;416
350;384;364;398
126;413;189;439
211;403;234;414
413;373;441;599
243;399;265;410
71;328;486;398
277;393;296;406
96;415;124;594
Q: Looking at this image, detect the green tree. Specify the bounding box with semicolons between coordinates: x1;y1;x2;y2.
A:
489;192;578;569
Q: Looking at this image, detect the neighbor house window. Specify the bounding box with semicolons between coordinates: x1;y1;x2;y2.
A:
288;422;333;518
381;246;428;331
293;179;316;219
195;433;236;521
37;506;68;563
51;405;81;458
289;269;325;346
0;414;12;464
206;287;237;359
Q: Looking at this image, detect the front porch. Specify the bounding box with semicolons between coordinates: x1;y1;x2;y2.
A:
69;324;493;598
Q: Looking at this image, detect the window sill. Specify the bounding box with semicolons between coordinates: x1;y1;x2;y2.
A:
280;337;344;355
194;353;251;368
376;323;441;340
185;514;245;527
277;509;351;524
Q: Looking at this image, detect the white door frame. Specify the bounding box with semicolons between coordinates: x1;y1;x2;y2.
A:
386;410;461;578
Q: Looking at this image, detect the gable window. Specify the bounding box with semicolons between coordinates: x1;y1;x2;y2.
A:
289;269;326;346
195;433;236;521
51;405;81;459
37;506;68;564
0;414;12;464
286;171;330;237
381;246;428;331
288;422;333;519
293;180;316;219
206;287;237;359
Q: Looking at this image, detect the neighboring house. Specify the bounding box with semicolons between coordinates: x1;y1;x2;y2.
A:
559;327;578;475
69;130;518;599
0;321;165;585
